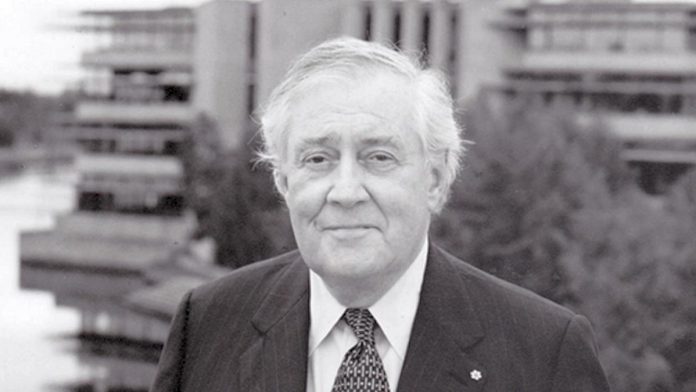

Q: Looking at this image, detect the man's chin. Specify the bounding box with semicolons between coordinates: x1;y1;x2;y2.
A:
314;251;384;278
322;226;377;242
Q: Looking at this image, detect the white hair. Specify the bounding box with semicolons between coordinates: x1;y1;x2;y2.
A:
257;37;465;211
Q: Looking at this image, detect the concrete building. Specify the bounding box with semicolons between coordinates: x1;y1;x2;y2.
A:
20;5;224;391
19;0;696;390
496;1;696;192
203;0;696;195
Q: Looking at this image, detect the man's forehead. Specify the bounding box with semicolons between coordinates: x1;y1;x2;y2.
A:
293;131;405;147
281;69;421;157
290;68;412;105
288;76;415;130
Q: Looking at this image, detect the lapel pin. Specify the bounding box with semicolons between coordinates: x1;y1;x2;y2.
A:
470;369;483;381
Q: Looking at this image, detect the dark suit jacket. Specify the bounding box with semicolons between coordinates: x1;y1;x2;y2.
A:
151;245;610;392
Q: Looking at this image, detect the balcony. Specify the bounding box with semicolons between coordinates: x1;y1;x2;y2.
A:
82;49;192;70
124;276;206;321
58;126;184;155
75;154;182;178
75;100;195;124
20;230;175;275
53;211;194;243
517;51;696;75
621;149;696;164
596;113;696;142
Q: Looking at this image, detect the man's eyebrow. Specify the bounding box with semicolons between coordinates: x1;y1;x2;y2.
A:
360;135;404;148
292;133;405;155
294;134;340;153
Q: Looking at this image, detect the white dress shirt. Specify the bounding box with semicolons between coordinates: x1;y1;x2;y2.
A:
306;239;429;392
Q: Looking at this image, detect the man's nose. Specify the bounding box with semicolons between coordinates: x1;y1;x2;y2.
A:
326;158;369;207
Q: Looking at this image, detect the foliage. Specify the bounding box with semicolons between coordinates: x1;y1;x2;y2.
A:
433;99;635;301
432;97;696;391
0;89;64;146
181;116;294;269
186;95;696;390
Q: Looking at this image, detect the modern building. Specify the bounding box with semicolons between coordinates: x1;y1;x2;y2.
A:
495;0;696;192
19;5;230;391
218;0;696;193
19;0;696;390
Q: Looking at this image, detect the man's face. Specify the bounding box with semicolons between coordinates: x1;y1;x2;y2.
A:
275;71;445;302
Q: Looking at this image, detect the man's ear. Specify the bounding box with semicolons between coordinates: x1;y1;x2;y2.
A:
273;169;289;197
426;162;446;213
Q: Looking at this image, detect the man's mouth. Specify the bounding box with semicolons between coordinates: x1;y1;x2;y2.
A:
320;224;377;239
323;224;375;230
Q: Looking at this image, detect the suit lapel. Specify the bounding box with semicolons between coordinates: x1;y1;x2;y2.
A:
240;256;310;392
397;246;487;392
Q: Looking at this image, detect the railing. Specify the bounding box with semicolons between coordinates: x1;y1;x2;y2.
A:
81;48;193;69
54;211;195;243
75;101;195;124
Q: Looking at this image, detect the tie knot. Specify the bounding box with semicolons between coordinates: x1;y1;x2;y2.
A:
343;308;376;344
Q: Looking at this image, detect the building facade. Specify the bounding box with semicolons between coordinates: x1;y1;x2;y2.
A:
20;0;696;390
499;1;696;192
21;6;211;392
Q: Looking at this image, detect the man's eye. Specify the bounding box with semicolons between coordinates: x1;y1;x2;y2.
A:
302;154;332;167
307;156;326;164
367;152;395;163
364;151;398;170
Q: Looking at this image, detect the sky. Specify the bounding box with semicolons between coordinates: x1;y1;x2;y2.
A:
0;0;207;95
2;0;696;95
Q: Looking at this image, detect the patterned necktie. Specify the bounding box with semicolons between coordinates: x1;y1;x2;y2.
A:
331;308;390;392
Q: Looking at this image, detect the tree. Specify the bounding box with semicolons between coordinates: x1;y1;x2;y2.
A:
432;97;696;391
660;169;696;391
433;98;635;301
0;89;62;145
180;116;294;269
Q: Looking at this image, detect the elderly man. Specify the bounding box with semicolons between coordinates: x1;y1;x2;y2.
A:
151;37;610;392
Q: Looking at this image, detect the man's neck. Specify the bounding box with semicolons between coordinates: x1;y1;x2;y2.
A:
314;238;429;308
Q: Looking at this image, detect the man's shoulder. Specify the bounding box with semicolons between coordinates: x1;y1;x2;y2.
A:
431;249;609;390
190;249;303;304
434;246;576;324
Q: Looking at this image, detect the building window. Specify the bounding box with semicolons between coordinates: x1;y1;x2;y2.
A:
421;7;431;62
552;26;585;51
249;5;257;60
163;140;181;156
393;7;402;47
449;11;459;94
529;27;550;51
162;85;189;102
364;3;373;41
157;195;185;216
78;191;115;212
247;83;256;116
550;12;585;51
625;26;659;52
663;27;686;52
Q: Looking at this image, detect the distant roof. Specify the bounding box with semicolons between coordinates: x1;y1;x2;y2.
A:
21;231;175;274
604;114;696;142
80;7;193;17
622;148;696;164
75;154;182;177
528;1;696;11
123;276;207;319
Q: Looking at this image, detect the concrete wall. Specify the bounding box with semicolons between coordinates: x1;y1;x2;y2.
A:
75;101;195;124
194;0;253;150
455;1;525;103
55;211;194;242
256;0;346;107
521;51;696;74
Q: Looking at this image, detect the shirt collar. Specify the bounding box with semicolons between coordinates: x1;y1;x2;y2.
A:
308;238;429;358
308;268;346;355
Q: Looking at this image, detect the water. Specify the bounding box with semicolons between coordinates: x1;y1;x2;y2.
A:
0;170;88;392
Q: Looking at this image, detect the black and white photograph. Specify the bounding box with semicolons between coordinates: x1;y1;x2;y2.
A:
1;1;695;391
